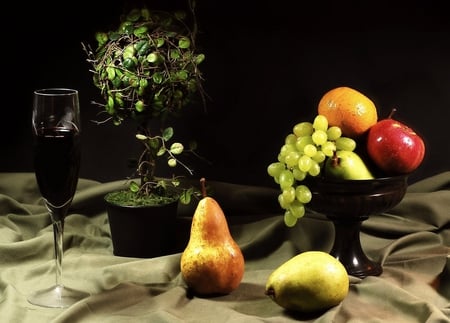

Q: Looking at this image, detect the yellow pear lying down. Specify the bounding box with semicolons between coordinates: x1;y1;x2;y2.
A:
265;251;349;312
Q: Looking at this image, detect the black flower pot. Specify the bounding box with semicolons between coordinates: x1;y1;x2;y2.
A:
105;198;179;258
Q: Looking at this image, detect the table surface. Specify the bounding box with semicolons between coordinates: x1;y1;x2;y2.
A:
0;172;449;322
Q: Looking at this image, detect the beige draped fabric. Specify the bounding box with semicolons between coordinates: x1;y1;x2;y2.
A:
0;172;448;322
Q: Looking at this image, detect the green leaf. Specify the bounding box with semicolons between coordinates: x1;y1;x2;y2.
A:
139;78;148;89
136;40;150;55
178;37;191;49
162;127;174;141
115;94;124;107
126;8;141;22
170;49;180;59
133;26;148;37
107;95;115;114
146;52;160;63
134;40;146;51
157;180;167;189
108;31;121;41
111;76;122;88
195;53;206;64
156;38;165;48
176;70;188;80
106;66;116;80
129;74;140;87
173;89;183;100
95;32;108;46
170;142;184;155
121;74;130;86
122;57;136;70
157;147;166;156
120;22;134;35
123;45;136;59
129;181;140;193
167;158;177;167
187;79;198;92
152;72;163;84
135;100;145;112
137;86;145;96
149;138;160;149
179;190;191;205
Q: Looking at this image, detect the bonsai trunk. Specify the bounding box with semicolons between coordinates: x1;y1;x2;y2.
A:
137;123;158;196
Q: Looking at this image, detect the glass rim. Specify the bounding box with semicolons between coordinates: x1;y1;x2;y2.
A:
34;88;78;96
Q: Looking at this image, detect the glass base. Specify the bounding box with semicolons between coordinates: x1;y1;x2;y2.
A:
27;284;90;308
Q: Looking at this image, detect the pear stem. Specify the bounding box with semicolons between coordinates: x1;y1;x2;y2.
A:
265;288;275;297
388;108;397;119
200;177;207;198
331;151;340;167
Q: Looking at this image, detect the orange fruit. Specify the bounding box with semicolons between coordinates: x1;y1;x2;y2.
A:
318;86;378;138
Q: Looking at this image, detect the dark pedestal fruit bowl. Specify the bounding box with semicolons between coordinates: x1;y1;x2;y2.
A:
304;174;409;278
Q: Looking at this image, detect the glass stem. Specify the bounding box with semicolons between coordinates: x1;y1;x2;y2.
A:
47;201;69;289
51;214;65;287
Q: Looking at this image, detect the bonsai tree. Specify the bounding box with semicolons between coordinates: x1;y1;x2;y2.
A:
83;3;206;206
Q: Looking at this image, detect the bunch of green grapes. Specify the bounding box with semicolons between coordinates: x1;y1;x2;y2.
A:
267;114;356;227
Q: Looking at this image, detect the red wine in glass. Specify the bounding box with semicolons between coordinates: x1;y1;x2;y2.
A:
28;88;89;308
34;127;81;219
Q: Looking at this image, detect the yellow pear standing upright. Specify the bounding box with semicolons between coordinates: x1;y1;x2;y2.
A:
180;178;245;296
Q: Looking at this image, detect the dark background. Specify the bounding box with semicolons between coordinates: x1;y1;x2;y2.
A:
2;0;449;188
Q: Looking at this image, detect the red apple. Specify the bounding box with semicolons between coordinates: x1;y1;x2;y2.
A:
366;111;425;175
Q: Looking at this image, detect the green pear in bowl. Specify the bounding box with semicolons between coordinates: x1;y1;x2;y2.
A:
324;150;374;180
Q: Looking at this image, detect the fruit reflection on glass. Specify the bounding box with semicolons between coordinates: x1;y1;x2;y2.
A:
28;88;89;308
267;86;425;278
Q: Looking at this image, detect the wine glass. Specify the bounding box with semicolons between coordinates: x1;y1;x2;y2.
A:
28;88;89;308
